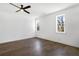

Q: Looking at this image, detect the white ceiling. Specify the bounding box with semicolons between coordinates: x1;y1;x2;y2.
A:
0;3;77;18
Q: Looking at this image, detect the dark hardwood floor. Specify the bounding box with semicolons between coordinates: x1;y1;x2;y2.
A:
0;37;79;56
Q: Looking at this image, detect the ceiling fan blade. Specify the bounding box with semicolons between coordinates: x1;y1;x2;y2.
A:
16;9;21;12
9;3;21;9
23;5;31;9
23;9;30;14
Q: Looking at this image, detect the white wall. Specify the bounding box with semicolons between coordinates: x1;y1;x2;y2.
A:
0;12;35;43
37;4;79;47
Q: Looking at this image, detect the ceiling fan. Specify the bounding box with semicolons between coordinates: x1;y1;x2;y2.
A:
9;3;31;14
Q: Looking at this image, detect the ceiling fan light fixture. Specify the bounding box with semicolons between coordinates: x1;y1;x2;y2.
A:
9;3;31;14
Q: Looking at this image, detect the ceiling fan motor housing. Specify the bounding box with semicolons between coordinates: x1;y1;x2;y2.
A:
21;5;23;9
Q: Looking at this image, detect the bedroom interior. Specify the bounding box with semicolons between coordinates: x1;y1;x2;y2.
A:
0;3;79;56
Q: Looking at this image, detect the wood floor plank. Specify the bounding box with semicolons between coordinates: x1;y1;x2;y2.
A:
0;37;79;56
